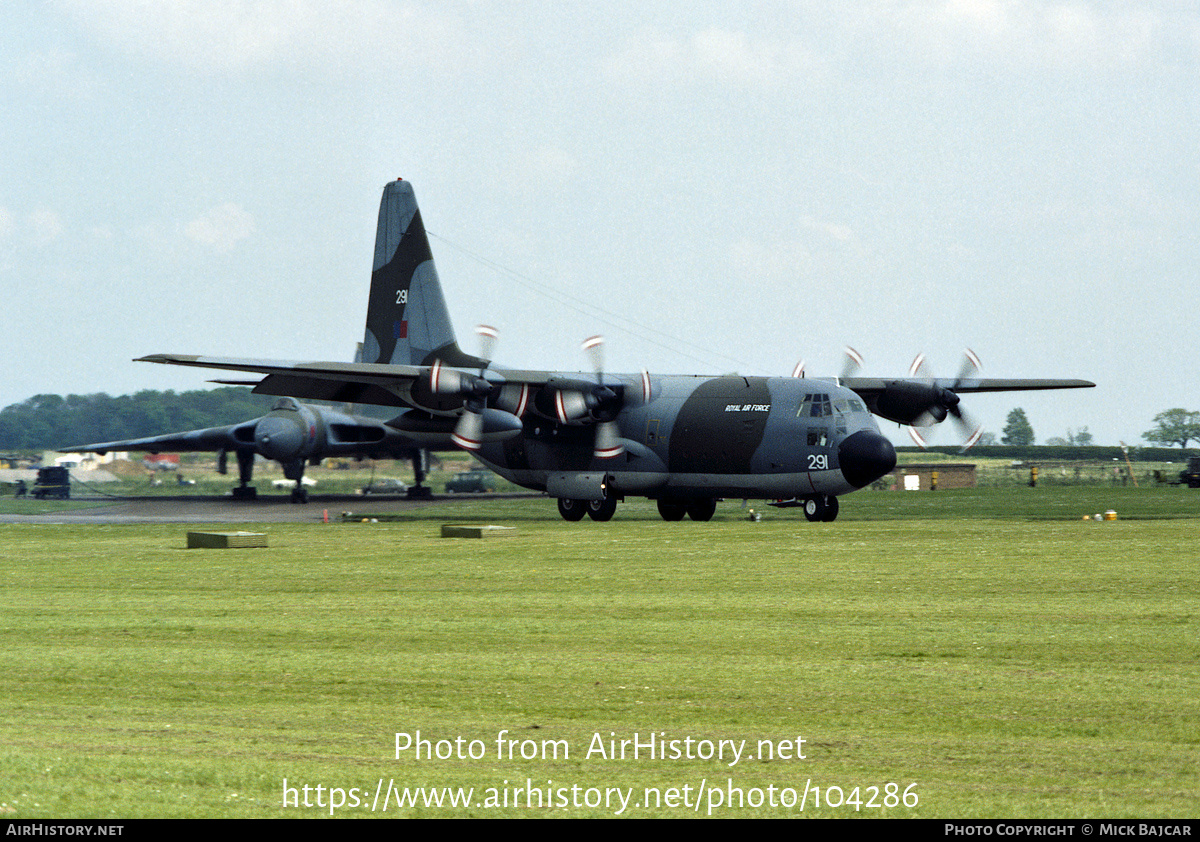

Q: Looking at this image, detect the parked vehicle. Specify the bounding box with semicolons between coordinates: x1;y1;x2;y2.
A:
31;466;70;499
361;478;409;495
1180;456;1200;488
445;470;495;494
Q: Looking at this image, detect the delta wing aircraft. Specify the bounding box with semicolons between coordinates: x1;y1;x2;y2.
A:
65;397;434;503
137;179;1093;521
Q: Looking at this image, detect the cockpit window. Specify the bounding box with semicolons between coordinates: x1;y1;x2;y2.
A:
797;393;836;418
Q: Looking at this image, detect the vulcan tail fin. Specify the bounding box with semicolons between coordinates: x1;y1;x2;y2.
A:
362;179;479;368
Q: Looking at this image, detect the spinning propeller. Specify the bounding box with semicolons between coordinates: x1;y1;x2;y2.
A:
431;328;651;459
902;350;984;450
581;336;624;459
544;335;650;459
792;346;864;381
429;325;525;451
806;346;987;451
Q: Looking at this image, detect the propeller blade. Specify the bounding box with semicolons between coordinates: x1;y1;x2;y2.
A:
582;335;605;375
450;408;483;451
594;420;624;459
950;403;984;451
955;348;981;384
842;346;864;379
475;324;499;366
908;352;931;380
791;360;806;378
958;421;984;451
912;408;942;428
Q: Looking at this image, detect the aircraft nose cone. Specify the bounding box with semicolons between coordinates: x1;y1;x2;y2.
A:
255;416;304;461
838;430;897;489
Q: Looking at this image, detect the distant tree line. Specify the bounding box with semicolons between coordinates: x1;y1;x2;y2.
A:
0;388;277;451
900;444;1194;462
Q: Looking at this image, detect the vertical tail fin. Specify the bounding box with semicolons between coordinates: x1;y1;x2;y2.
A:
362;179;478;367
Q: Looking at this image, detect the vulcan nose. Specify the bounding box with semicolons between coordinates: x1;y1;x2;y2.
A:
838;430;897;488
255;416;304;461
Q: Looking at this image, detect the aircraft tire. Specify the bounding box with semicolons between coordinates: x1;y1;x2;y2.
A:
686;498;717;522
587;495;618;522
656;499;687;521
822;495;839;522
803;494;839;522
803;496;824;522
557;498;587;521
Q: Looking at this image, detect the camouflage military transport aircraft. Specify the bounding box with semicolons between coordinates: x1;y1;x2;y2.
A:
65;397;433;503
135;179;1093;521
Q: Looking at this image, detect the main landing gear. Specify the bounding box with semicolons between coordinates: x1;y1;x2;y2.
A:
556;495;720;522
655;497;716;522
557;493;619;521
555;494;838;522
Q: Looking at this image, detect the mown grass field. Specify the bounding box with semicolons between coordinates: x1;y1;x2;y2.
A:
2;487;1197;818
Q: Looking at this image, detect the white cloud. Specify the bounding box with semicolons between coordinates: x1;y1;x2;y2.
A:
603;27;817;90
185;203;256;252
4;48;105;100
29;208;64;246
54;0;476;75
513;145;578;191
800;215;854;244
869;0;1183;69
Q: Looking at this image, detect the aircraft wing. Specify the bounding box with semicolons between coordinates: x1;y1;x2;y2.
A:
137;354;559;408
138;354;431;407
63;423;250;455
841;376;1095;429
843;377;1095;395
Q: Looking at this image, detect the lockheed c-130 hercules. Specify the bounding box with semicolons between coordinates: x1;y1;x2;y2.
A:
137;179;1093;522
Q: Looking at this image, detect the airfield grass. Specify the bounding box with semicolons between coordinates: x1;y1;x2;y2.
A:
1;488;1197;818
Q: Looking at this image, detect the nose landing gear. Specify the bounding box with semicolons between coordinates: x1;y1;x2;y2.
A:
802;494;839;522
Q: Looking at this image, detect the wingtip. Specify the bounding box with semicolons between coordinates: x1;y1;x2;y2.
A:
136;353;205;365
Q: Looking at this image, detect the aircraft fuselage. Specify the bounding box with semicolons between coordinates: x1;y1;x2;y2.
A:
472;374;897;508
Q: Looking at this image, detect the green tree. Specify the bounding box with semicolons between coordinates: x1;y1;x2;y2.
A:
1001;408;1035;446
1142;409;1200;450
1068;427;1093;446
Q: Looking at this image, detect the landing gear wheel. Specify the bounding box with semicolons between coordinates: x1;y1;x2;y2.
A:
290;486;309;504
656;499;687;521
803;494;838;522
822;495;839;521
557;497;587;521
587;494;618;522
686;497;717;522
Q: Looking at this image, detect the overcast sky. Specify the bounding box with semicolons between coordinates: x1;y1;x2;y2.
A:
3;1;1197;448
